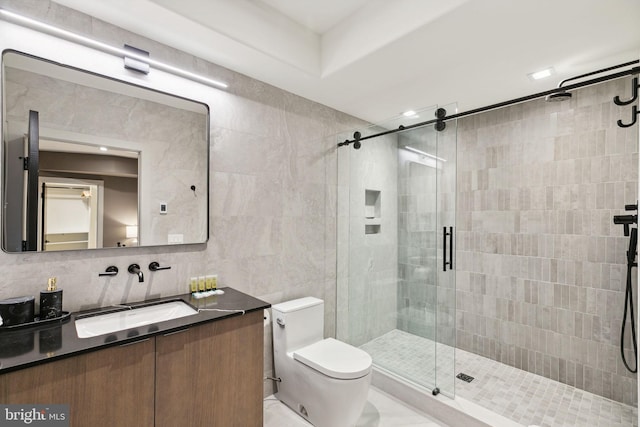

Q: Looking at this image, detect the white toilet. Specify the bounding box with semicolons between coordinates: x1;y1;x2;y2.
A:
271;297;372;427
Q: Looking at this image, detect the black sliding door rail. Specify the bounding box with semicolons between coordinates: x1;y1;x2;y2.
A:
337;62;640;148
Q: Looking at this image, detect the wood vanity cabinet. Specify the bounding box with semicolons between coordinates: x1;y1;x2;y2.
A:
0;310;264;427
0;337;155;427
155;310;263;427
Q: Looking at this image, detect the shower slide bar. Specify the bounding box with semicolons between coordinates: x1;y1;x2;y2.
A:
613;204;638;373
338;60;640;148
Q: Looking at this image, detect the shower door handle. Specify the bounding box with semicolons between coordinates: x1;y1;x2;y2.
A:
443;226;454;271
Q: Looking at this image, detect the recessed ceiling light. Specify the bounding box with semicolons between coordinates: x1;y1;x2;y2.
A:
528;67;555;81
99;146;108;151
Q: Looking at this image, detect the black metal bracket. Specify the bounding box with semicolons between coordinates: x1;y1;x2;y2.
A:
613;203;638;265
435;108;447;132
432;387;440;396
352;131;362;150
614;76;639;106
614;76;640;128
617;105;639;128
614;203;638;237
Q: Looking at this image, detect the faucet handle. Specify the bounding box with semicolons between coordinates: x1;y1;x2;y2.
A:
99;265;119;277
149;261;171;271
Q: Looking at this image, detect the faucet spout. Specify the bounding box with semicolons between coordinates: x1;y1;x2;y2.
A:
128;264;144;282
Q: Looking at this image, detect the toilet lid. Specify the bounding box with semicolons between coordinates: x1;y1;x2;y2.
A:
293;338;372;380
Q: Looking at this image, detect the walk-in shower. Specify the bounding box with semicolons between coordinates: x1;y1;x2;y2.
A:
336;65;640;427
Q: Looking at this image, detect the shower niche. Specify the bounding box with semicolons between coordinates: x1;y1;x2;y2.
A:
365;189;381;235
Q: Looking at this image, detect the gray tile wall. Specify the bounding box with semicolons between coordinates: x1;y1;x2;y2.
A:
0;0;364;398
456;78;639;406
397;148;439;339
336;130;399;347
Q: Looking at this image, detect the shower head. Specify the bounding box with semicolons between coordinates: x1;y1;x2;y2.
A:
545;91;572;102
545;60;638;103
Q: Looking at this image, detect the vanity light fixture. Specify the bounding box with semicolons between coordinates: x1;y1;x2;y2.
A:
0;8;228;89
124;44;150;75
404;146;447;162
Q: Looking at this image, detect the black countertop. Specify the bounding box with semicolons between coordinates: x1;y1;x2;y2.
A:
0;287;270;374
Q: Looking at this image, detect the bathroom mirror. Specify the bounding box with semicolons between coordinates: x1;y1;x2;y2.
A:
1;50;209;252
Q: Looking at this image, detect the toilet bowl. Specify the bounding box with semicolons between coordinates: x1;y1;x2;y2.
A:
272;297;372;427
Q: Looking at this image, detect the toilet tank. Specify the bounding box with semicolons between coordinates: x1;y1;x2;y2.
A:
272;297;324;353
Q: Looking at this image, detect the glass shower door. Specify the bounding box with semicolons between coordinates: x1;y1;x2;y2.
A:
434;103;457;397
336;104;457;397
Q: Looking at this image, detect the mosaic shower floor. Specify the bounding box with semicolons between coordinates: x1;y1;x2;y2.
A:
360;329;638;427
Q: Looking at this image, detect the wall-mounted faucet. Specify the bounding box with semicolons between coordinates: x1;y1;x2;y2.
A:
128;264;144;282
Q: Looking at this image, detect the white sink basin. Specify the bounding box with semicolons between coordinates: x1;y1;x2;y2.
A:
75;300;198;338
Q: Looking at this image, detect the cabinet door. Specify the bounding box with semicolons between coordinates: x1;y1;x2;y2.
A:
155;311;263;427
0;338;155;427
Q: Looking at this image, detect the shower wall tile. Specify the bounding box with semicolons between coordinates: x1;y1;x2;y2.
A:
456;77;638;406
339;132;399;347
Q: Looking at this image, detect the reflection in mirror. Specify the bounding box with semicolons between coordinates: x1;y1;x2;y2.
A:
38;141;138;251
2;50;209;252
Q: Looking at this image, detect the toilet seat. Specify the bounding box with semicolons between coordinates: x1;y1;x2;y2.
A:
293;338;372;380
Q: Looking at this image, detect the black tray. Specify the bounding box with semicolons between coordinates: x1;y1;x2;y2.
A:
0;311;71;331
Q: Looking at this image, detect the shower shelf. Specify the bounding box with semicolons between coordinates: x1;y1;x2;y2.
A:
365;224;381;235
365;189;381;234
365;189;381;219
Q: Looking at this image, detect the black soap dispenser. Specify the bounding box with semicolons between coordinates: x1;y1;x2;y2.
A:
39;277;63;320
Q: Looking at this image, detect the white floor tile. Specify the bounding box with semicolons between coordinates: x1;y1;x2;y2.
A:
264;386;446;427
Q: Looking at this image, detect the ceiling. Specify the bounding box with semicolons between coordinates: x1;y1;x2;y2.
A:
52;0;640;124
